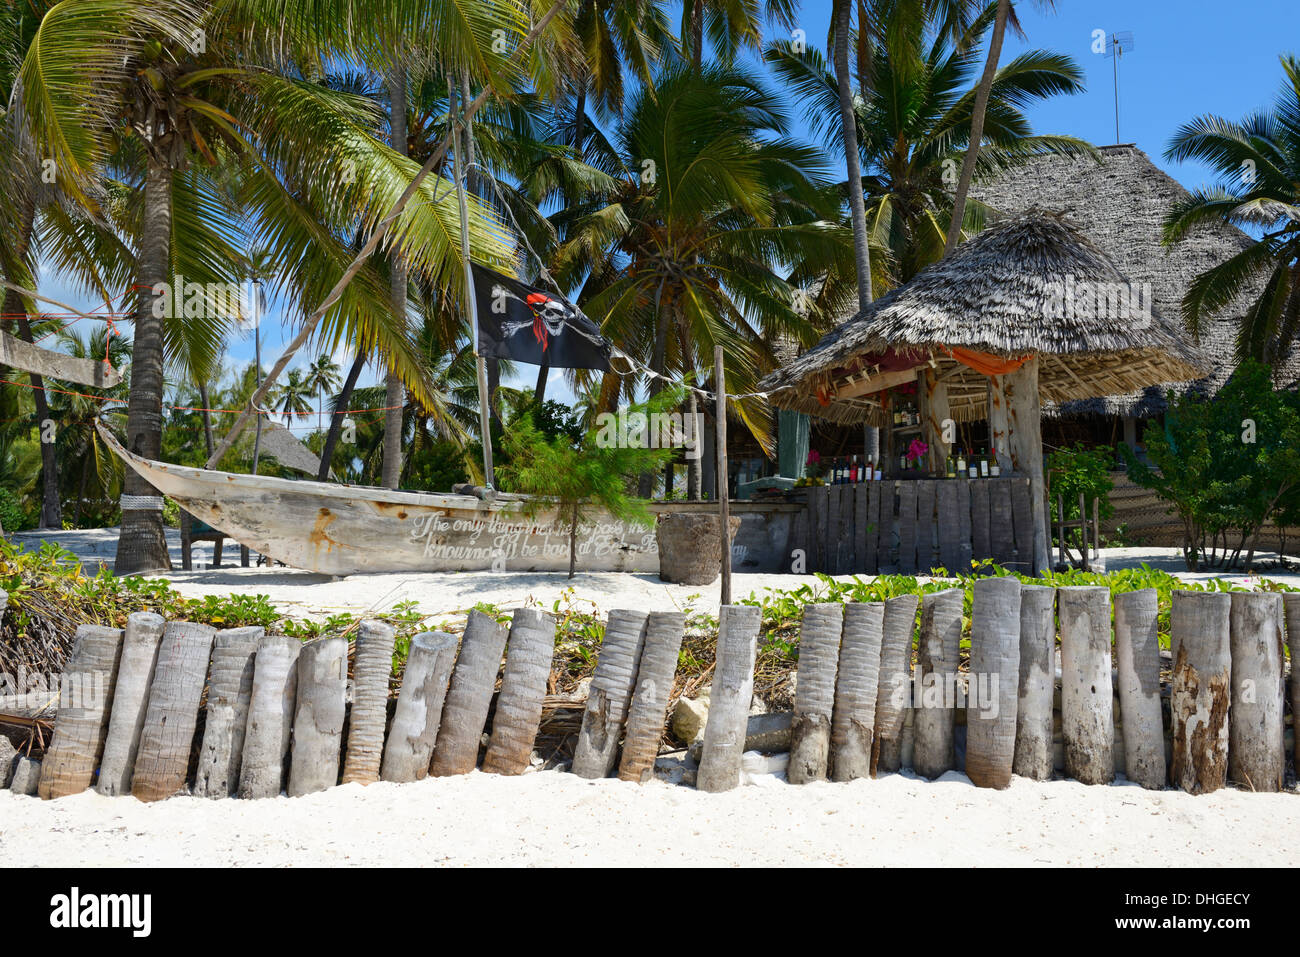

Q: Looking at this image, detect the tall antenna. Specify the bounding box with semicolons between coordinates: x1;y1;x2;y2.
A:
1105;31;1135;144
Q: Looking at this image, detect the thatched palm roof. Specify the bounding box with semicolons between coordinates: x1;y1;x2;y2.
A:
760;211;1207;425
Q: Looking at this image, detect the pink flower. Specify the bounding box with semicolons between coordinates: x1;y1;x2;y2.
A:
905;438;928;463
806;450;821;465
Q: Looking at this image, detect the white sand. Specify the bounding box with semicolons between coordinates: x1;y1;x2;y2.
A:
2;769;1295;867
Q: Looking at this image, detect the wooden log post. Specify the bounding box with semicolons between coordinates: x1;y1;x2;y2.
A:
872;594;918;774
1004;356;1049;574
618;612;688;783
431;609;508;776
572;609;649;779
96;613;165;796
238;634;301;799
965;576;1020;789
482;608;556;775
1059;586;1114;785
788;603;843;784
131;622;217;802
1170;591;1231;794
912;589;963;779
287;636;348;797
923;367;951;473
715;345;731;605
341;620;397;785
987;375;1011;473
38;625;123;799
1113;589;1165;789
380;631;458;783
697;605;761;792
1013;585;1056;781
1284;594;1300;777
830;602;884;781
1228;593;1285;792
194;626;262;798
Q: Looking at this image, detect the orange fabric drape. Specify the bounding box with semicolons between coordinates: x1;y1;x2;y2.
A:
944;346;1032;377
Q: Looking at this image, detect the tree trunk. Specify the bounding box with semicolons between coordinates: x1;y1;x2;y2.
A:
568;501;578;578
131;622;217;802
965;576;1019;789
198;382;215;456
618;611;687;783
1013;585;1056;781
383;68;409;491
1284;595;1300;777
194;626;261;798
987;375;1011;472
833;0;873;313
1170;591;1231;794
11;310;61;529
696;604;761;792
482;608;556;775
1005;357;1049;573
431;609;508;776
115;158;175;574
380;631;458;782
913;589;963;779
96;612;165;796
686;391;701;500
922;368;951;472
573;609;649;779
788;603;843;783
1113;588;1166;789
1228;593;1285;791
341;619;397;785
237;634;301;799
572;79;588;156
1058;586;1114;785
830;600;884;781
287;636;348;796
639;296;672;498
37;625;123;799
317;347;365;481
690;0;703;67
943;0;1011;256
534;358;550;404
871;594;918;774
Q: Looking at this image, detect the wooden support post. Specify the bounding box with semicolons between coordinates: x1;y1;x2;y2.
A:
38;625;123;799
788;603;843;783
1013;585;1056;781
482;608;555;775
1092;497;1100;557
431;609;508;776
194;626;262;798
715;346;731;606
1059;586;1113;784
618;612;688;783
1078;493;1089;571
912;589;963;779
923;367;951;472
573;609;649;779
381;631;458;783
1005;356;1049;574
830;602;885;781
965;577;1020;789
1170;591;1231;794
131;622;216;802
697;605;761;792
987;375;1011;473
238;634;301;799
341;620;397;785
1057;495;1066;567
287;636;348;797
872;594;918;774
1284;595;1300;777
1228;593;1285;791
96;612;165;796
1113;589;1165;789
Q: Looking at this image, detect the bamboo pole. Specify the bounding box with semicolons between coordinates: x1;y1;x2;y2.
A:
381;631;458;783
788;603;843;784
965;577;1020;789
1013;584;1056;781
573;609;649;779
287;637;348;797
482;608;555;775
194;626;262;798
431;609;508;776
1113;589;1165;789
697;605;761;792
38;625;123;799
1170;591;1231;794
1228;593;1285;791
830;602;885;781
238;634;301;799
618;612;688;783
95;613;165;796
341;620;397;785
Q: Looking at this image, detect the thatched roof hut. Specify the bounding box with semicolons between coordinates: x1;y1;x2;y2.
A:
760;211;1206;425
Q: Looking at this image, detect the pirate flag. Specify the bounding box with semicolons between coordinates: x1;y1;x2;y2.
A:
472;264;611;371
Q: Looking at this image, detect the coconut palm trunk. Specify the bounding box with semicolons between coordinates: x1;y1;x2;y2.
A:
96;612;166;796
788;603;843;783
383;68;408;490
116;159;175;574
1113;589;1165;789
965;577;1019;788
1170;591;1231;794
37;625;123;799
833;0;873;313
618;611;688;783
1227;593;1285;791
829;601;884;781
572;608;649;779
1059;586;1114;785
317;348;366;481
341;619;397;785
131;621;217;802
1013;584;1056;781
482;608;556;775
380;631;457;782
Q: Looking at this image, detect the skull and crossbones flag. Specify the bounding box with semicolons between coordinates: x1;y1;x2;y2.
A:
472;264;611;371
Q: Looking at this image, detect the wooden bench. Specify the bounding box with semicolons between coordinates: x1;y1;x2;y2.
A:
180;510;250;570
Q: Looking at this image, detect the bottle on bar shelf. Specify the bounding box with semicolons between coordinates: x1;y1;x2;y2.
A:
990;452;1001;478
956;449;967;476
979;448;989;478
967;450;978;479
945;454;956;478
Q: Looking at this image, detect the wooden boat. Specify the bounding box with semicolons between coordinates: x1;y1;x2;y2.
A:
98;423;658;576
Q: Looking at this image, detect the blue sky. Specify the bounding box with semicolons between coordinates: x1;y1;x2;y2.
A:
36;0;1297;426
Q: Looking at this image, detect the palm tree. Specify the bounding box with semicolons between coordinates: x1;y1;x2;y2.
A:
306;354;342;433
1163;54;1300;366
272;369;315;425
832;0;873;314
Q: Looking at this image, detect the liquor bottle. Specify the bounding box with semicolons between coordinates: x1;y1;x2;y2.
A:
945;454;956;478
956;450;967;475
990;454;1001;478
979;448;989;478
967;451;978;479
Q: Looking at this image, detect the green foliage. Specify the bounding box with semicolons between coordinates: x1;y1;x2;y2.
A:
1047;443;1115;547
0;486;28;532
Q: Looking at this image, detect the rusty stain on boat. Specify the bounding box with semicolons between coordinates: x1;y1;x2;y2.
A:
309;507;339;552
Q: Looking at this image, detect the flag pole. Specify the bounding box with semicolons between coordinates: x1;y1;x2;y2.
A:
452;81;495;489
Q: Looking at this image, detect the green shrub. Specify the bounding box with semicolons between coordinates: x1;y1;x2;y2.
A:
0;487;28;532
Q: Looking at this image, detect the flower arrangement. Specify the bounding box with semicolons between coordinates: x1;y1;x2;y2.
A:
804;449;823;479
905;438;928;464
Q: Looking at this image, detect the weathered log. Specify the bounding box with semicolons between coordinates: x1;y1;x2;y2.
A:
1059;586;1114;785
788;603;843;783
697;605;761;792
872;594;918;774
96;613;165;796
1113;589;1165;789
37;625;123;799
965;576;1020;789
380;631;458;783
618;611;687;783
1228;593;1285;792
482;608;556;775
194;626;262;798
10;756;41;795
1013;585;1056;781
830;602;884;781
287;636;348;797
131;622;217;802
1284;594;1300;777
572;609;648;779
913;589;963;779
237;634;301;799
987;375;1011;473
341;619;397;785
0;328;123;388
1170;591;1231;794
431;610;507;776
1004;357;1049;574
